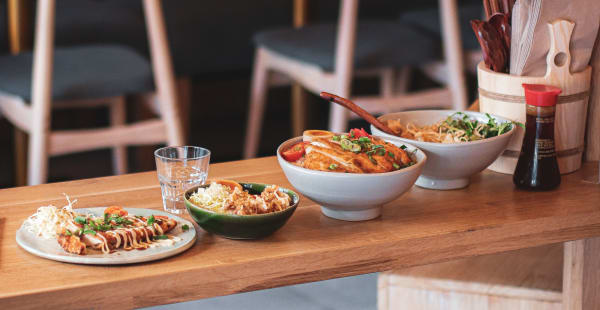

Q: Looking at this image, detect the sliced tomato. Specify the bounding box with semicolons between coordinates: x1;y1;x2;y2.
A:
282;142;308;162
349;128;370;138
104;206;128;217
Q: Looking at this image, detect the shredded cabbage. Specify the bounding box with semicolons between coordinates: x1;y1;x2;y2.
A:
188;182;230;211
22;194;77;239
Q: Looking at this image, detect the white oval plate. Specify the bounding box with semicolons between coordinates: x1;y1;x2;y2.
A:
16;208;197;265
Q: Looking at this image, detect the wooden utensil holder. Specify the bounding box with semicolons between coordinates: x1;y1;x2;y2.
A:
478;20;592;174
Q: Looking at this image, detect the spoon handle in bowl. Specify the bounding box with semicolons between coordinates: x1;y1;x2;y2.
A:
319;92;396;135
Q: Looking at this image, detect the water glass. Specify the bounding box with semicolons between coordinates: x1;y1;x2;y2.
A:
154;146;211;214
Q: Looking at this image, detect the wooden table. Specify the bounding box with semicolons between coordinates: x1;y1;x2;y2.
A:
1;157;600;309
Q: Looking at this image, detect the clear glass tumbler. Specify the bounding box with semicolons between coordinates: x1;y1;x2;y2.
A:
154;146;211;214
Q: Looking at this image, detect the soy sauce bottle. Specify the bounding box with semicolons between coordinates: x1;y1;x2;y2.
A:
513;84;561;190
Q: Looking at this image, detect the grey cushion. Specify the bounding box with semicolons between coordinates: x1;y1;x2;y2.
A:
398;4;483;51
0;45;154;102
253;21;439;71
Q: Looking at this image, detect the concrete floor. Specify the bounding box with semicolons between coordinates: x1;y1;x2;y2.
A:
146;273;378;310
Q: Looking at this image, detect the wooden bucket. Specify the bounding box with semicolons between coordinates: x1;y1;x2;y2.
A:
478;20;592;174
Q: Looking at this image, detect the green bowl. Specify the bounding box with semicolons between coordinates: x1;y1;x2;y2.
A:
184;182;299;239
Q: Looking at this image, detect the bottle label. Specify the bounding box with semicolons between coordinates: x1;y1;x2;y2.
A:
535;138;556;159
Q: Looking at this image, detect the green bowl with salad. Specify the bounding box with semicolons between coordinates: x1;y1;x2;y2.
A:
184;182;299;239
372;110;517;190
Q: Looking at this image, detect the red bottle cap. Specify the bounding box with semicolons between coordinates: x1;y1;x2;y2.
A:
522;84;562;107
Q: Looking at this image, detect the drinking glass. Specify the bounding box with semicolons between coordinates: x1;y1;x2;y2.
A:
154;146;211;214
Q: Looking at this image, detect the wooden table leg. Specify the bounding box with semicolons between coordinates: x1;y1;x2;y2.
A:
8;0;33;186
291;0;308;137
563;237;600;309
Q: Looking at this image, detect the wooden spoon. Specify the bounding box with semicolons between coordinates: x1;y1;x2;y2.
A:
319;92;397;135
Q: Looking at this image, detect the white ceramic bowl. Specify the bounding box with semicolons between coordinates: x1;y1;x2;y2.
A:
277;136;426;221
371;110;515;190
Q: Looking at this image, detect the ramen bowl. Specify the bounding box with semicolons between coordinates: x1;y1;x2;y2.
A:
371;110;515;190
184;182;299;239
277;137;426;221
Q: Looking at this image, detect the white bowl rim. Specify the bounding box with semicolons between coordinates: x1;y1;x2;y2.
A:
277;135;427;177
373;110;517;147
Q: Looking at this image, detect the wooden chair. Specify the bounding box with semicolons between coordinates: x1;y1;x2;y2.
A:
0;0;183;185
243;0;468;158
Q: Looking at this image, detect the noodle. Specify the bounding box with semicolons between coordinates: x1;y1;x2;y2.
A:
386;113;515;143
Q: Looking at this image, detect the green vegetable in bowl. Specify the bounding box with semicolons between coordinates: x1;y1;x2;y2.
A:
441;112;522;142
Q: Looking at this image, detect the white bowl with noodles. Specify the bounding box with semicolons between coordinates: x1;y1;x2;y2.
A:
277;136;426;221
371;110;515;190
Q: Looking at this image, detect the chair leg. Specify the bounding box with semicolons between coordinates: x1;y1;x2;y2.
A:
380;68;395;98
28;0;55;185
328;84;351;133
143;0;184;146
243;49;270;159
439;0;468;110
328;99;349;133
110;97;128;175
395;67;411;95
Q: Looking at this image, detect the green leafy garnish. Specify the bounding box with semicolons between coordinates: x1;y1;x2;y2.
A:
437;112;519;141
400;145;407;150
182;224;190;231
65;230;72;236
147;215;155;226
332;135;341;141
74;216;87;225
388;151;395;158
328;164;338;170
98;224;112;231
83;230;96;235
392;163;400;170
153;235;168;240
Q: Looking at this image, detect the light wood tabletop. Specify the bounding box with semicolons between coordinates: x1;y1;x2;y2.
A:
1;157;600;309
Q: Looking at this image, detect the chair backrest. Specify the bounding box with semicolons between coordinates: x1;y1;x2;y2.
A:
333;0;358;95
